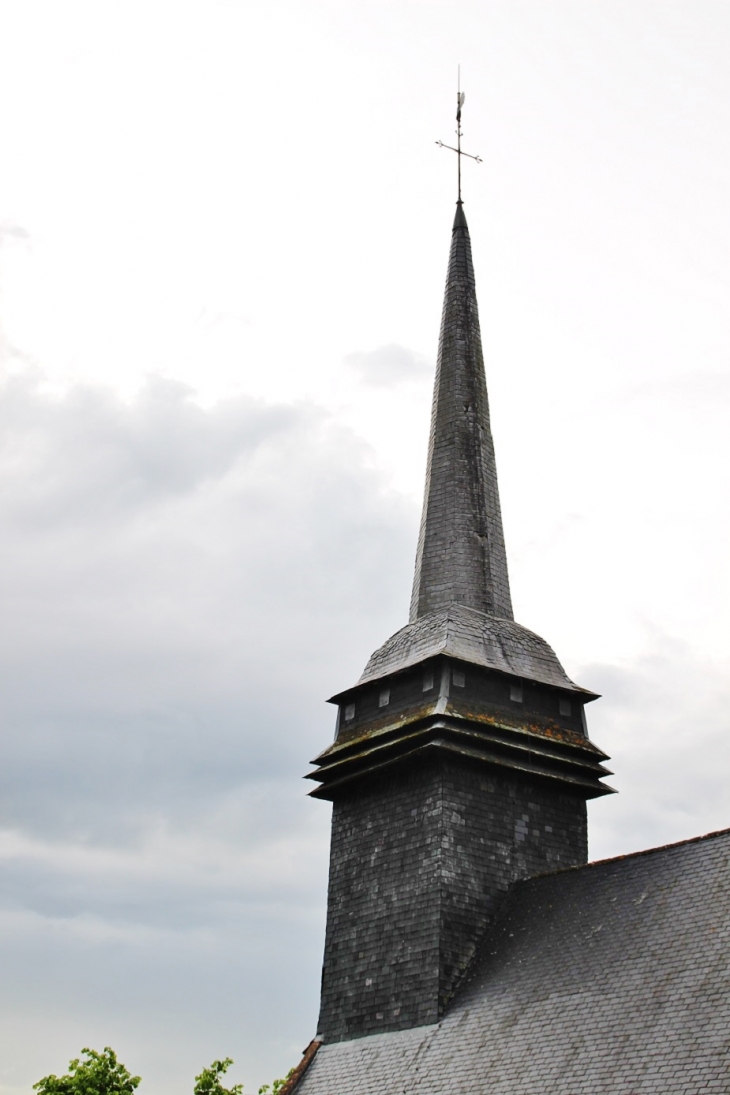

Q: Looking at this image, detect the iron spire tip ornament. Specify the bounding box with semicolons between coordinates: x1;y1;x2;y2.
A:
436;70;482;204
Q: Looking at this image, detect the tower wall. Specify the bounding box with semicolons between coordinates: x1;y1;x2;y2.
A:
317;760;587;1042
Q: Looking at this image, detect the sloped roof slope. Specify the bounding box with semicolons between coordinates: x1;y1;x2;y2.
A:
296;828;730;1095
357;604;595;694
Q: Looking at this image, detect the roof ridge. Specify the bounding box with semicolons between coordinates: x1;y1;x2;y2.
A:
525;824;730;881
444;823;730;1015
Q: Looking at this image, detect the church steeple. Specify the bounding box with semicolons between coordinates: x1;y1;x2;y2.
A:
410;201;512;622
309;184;613;1046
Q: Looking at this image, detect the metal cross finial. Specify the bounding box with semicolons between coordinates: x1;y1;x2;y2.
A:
436;67;482;203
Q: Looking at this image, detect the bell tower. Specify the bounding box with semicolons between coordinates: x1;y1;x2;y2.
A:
308;104;613;1045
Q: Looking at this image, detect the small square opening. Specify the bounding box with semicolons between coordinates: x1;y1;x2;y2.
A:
559;698;572;717
452;669;466;688
510;682;523;703
344;703;356;721
422;671;434;692
379;689;390;707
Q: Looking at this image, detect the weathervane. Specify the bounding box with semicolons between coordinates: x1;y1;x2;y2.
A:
436;67;482;203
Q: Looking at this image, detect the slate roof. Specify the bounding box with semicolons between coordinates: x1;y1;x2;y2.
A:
358;604;596;695
295;828;730;1095
410;203;513;623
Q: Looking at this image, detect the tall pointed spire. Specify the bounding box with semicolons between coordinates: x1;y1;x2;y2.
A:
309;103;613;1048
410;203;513;621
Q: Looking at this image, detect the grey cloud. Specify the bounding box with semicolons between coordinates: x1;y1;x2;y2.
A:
0;370;417;832
0;372;301;524
344;344;431;386
584;640;730;860
0;366;418;1091
0;366;727;1095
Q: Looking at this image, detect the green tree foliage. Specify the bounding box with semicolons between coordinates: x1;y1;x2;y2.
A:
257;1068;294;1094
193;1059;243;1095
35;1047;293;1095
33;1048;141;1095
194;1057;294;1095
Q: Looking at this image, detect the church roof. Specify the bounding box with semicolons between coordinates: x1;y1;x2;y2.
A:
295;827;730;1094
410;203;513;623
358;603;597;696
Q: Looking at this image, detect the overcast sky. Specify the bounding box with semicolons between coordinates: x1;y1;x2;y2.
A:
1;2;730;1093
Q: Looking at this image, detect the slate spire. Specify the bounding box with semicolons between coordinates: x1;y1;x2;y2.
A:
410;202;513;622
309;190;613;1047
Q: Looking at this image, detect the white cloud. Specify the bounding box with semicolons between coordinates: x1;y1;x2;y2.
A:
344;344;431;386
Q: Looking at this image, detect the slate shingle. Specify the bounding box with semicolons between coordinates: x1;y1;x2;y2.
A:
298;829;730;1094
410;203;512;623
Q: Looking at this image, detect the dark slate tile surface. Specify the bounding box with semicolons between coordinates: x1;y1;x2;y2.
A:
299;828;730;1094
358;605;589;693
317;761;587;1042
410;205;513;623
